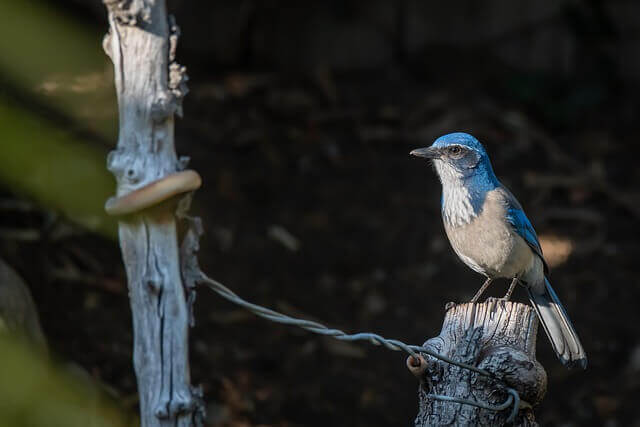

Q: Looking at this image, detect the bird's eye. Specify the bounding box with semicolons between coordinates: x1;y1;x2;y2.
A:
448;146;462;156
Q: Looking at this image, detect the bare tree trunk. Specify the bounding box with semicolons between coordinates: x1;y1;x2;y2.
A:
413;301;547;426
102;1;203;425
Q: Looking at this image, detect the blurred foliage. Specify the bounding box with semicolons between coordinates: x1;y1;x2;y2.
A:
0;0;117;140
0;335;135;427
0;96;116;237
0;2;129;424
0;0;120;238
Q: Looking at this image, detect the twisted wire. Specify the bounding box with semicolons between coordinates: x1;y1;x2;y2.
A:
199;272;520;419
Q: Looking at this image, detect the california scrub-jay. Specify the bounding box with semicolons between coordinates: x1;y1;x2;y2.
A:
411;132;587;369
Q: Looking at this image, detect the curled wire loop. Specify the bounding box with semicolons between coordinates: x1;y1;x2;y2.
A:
428;387;520;423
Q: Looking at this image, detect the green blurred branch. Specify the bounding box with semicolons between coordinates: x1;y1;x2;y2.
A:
0;335;136;427
0;1;121;237
0;96;117;237
0;0;117;140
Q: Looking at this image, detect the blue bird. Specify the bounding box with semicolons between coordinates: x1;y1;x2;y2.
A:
411;132;587;369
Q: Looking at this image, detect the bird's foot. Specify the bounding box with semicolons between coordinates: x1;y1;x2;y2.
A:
484;296;511;309
501;278;519;301
483;279;519;307
469;278;493;303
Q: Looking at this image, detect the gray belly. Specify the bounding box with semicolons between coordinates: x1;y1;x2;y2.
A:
444;214;534;279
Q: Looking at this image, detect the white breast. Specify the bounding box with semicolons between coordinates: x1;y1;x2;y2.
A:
442;185;477;227
436;160;478;227
444;188;537;279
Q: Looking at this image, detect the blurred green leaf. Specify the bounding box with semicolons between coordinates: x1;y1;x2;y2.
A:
0;96;117;238
0;0;117;140
0;336;136;427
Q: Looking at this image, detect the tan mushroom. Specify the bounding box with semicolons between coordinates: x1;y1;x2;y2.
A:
105;170;202;216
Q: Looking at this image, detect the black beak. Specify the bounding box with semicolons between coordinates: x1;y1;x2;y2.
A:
410;147;440;159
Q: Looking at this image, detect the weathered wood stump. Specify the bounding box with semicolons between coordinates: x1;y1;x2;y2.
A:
412;300;547;426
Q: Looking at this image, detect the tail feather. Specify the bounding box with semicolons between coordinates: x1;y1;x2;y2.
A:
527;277;587;369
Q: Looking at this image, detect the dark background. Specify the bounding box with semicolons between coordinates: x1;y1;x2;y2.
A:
1;0;639;425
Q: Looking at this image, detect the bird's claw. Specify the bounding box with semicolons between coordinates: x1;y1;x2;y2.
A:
484;296;511;309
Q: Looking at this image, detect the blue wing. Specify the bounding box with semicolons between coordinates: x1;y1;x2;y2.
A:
501;185;549;273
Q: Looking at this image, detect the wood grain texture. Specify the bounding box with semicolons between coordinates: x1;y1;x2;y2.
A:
415;301;547;426
102;1;203;425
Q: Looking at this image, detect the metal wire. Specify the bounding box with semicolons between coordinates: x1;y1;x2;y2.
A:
199;271;520;420
427;387;520;423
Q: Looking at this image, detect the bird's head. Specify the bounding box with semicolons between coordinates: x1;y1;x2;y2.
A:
410;132;495;187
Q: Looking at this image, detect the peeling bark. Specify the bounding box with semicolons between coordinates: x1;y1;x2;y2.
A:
415;301;547;426
102;0;203;425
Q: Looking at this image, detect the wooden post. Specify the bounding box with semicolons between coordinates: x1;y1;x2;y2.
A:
102;1;204;425
412;301;547;426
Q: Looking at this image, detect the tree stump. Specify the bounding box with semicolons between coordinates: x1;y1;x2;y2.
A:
412;300;547;426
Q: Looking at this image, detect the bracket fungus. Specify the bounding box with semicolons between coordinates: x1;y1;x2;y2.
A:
105;170;202;216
